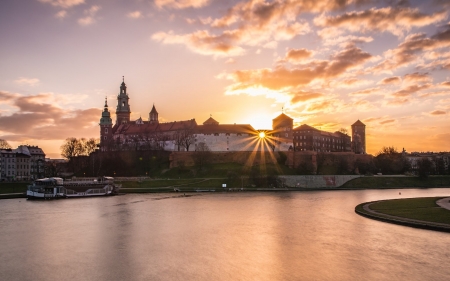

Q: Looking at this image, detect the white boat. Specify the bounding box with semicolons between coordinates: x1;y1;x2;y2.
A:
27;177;121;199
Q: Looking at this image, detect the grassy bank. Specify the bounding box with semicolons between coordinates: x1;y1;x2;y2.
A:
0;182;28;194
342;176;450;189
356;197;450;232
368;197;450;224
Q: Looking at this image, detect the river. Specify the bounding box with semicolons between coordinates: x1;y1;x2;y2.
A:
1;188;449;280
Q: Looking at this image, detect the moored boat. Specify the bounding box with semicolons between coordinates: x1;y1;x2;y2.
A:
27;177;120;199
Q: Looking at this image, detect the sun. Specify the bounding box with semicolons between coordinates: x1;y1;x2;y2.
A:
258;132;266;138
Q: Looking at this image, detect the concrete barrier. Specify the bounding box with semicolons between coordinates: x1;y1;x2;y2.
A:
279;175;362;188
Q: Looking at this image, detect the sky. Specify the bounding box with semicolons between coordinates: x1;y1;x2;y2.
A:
0;0;449;158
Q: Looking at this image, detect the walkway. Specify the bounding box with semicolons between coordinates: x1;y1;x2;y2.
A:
436;197;450;210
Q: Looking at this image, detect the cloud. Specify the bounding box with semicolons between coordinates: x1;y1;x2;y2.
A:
78;5;100;26
439;81;450;87
373;25;450;72
154;0;209;9
379;119;396;125
0;91;17;102
392;83;431;97
430;110;447;115
284;48;313;63
38;0;84;8
386;98;409;106
14;77;40;86
350;87;380;95
306;100;334;113
322;35;373;47
403;72;432;84
378;76;401;85
290;90;323;104
0;92;100;140
55;10;67;19
153;0;312;57
222;45;372;103
127;11;143;19
314;7;447;37
152;30;245;57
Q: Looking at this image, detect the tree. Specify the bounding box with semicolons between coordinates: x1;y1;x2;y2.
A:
0;139;11;149
83;138;98;155
192;142;212;168
375;146;410;174
338;128;348;135
417;158;433;178
60;138;83;159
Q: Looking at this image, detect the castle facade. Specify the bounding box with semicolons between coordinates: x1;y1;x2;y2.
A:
99;79;365;154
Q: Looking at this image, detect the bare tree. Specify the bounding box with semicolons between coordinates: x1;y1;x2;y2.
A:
338;128;348;135
0;139;12;149
84;138;98;155
60;138;83;160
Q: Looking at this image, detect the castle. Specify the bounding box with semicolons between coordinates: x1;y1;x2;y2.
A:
99;78;366;154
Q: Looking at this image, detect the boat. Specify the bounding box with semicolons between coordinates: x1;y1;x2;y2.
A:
26;177;121;199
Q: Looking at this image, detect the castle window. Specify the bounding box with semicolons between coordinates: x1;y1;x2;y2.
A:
104;136;107;140
105;128;108;133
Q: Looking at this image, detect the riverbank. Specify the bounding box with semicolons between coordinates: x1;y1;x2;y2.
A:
355;197;450;233
2;176;450;196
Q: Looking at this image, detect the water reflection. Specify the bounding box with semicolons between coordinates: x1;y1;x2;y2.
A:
1;189;450;280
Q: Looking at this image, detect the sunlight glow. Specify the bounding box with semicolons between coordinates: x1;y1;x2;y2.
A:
259;132;266;138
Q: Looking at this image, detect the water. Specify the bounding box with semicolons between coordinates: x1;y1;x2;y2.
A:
1;189;450;281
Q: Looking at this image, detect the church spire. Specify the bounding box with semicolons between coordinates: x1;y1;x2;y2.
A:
116;77;131;125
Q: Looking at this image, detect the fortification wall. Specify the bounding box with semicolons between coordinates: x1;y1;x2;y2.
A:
169;151;281;168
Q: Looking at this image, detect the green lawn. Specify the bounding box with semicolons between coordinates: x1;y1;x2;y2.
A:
0;182;28;194
343;176;450;189
368;197;450;224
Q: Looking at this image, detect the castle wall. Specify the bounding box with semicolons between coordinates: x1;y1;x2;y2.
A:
169;151;281;168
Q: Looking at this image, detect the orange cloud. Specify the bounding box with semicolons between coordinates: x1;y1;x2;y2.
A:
380;119;395;125
373;25;450;72
430;110;447;115
290;90;323;104
392;83;431;97
155;0;209;9
0;92;100;140
284;48;313;63
403;72;432;84
152;30;245;57
378;76;401;85
314;7;447;37
350;87;380;96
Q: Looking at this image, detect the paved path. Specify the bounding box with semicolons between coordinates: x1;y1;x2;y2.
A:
436;197;450;210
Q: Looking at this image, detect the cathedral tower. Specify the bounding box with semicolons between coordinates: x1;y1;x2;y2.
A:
149;104;159;124
116;77;131;125
100;97;113;150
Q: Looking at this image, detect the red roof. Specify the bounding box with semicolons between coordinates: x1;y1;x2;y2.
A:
114;119;197;135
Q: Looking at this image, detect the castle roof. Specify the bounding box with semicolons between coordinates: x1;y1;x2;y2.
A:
203;116;219;125
293;124;319;131
352;120;365;126
273;113;293;121
114;119;197;135
196;124;255;134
